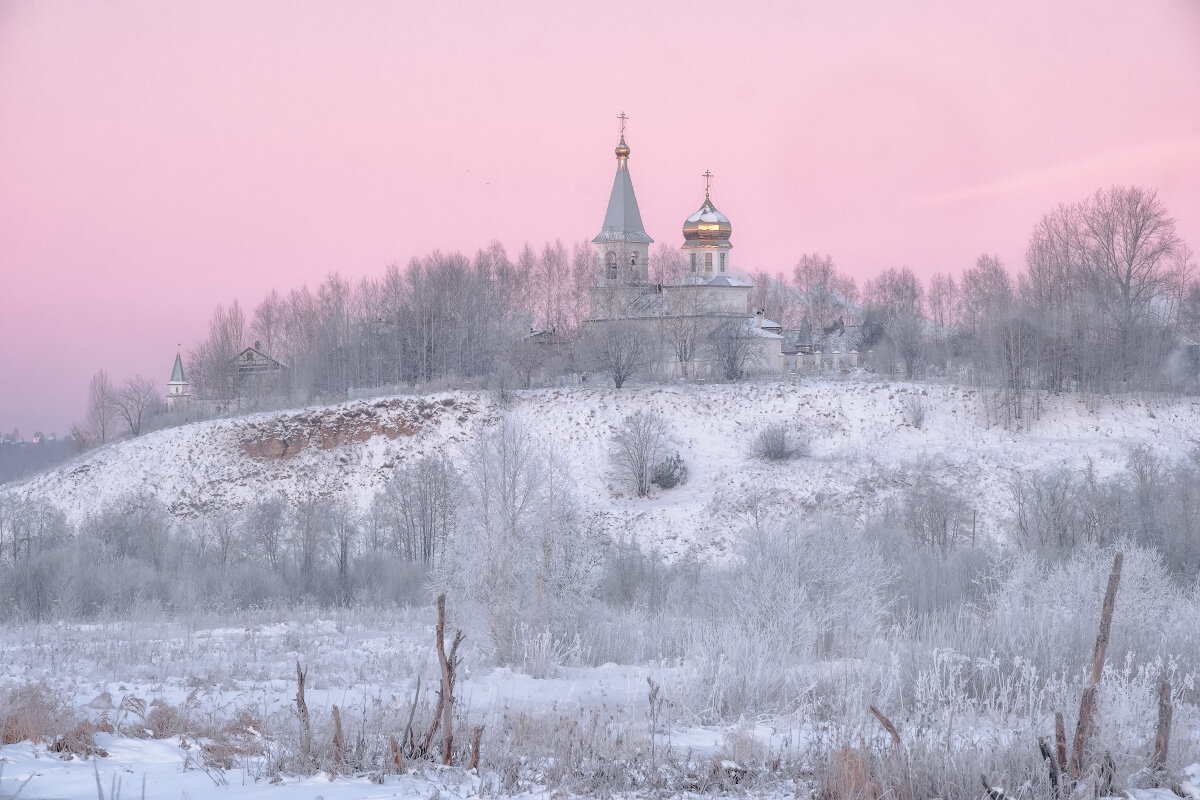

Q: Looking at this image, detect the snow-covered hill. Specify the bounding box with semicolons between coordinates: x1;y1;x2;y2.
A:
8;379;1200;559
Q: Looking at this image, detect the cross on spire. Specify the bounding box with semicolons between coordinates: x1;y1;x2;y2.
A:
702;170;713;197
618;111;628;137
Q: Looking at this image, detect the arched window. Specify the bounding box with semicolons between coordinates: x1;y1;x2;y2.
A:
719;252;726;272
631;251;639;267
606;251;617;280
705;252;713;273
690;253;697;272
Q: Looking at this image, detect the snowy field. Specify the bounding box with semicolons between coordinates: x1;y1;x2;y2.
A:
1;607;1199;799
4;378;1200;798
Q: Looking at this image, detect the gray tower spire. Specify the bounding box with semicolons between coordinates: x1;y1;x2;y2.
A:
166;348;190;412
592;113;652;286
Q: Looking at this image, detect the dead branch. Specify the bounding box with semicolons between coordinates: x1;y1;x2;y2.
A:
332;705;346;766
389;735;403;773
469;725;484;771
436;593;463;766
402;675;421;754
1070;552;1122;779
1154;679;1172;769
869;705;901;747
980;775;1006;800
295;662;311;756
1039;737;1061;798
1054;711;1067;776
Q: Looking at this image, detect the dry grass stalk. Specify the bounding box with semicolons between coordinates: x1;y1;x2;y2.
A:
820;745;882;800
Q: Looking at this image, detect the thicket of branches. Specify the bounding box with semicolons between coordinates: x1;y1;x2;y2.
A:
74;185;1196;443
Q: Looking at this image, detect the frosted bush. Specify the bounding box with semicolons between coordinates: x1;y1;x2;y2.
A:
751;423;809;461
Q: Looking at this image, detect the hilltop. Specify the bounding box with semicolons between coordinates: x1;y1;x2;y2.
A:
8;378;1199;560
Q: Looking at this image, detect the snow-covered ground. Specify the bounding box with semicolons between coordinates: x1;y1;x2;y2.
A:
8;378;1200;560
6;378;1200;798
0;612;795;799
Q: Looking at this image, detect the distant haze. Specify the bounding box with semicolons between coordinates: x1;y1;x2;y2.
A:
1;1;1198;435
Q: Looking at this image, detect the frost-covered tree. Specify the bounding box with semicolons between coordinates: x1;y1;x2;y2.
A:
371;454;456;564
609;410;670;497
437;417;599;668
585;320;654;388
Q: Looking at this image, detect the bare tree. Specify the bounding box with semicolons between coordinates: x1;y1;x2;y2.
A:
649;244;687;285
903;477;969;557
586;320;654;388
960;255;1013;338
533;239;571;333
373;454;457;564
245;496;285;570
864;267;925;378
706;318;761;380
661;288;712;377
251;289;284;358
86;369;116;443
610;411;670;497
1082;185;1181;379
748;271;800;328
927;273;957;333
191;301;246;403
794;253;859;329
109;375;160;437
329;498;359;602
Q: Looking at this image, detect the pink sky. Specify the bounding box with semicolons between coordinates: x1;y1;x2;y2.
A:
1;1;1198;436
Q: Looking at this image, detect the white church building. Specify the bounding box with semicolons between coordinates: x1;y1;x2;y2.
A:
587;118;784;377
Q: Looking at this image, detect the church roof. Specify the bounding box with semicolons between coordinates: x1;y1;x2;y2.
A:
168;353;186;384
685;197;731;226
703;275;752;288
592;136;653;245
668;275;753;288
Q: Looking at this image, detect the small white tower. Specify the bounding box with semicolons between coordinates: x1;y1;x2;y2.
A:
166;349;190;412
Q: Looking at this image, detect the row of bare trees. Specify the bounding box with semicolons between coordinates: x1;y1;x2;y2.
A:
82;369;161;442
75;185;1196;441
187;242;599;404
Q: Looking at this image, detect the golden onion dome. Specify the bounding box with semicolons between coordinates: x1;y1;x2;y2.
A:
682;195;732;242
614;135;631;158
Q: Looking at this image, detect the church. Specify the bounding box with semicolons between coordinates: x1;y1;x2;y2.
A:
587;116;784;378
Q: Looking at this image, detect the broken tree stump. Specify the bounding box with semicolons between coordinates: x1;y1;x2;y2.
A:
1069;552;1122;780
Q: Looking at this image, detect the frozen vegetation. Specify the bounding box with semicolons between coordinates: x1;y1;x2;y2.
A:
2;378;1200;798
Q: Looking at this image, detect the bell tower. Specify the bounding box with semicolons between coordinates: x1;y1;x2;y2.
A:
591;112;653;288
166;349;190;412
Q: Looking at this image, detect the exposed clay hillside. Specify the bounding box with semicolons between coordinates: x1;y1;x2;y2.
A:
7;380;1200;560
237;396;463;459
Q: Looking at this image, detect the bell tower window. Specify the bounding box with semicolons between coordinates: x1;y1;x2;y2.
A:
606;251;617;280
705;252;713;273
690;253;697;272
719;252;726;272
